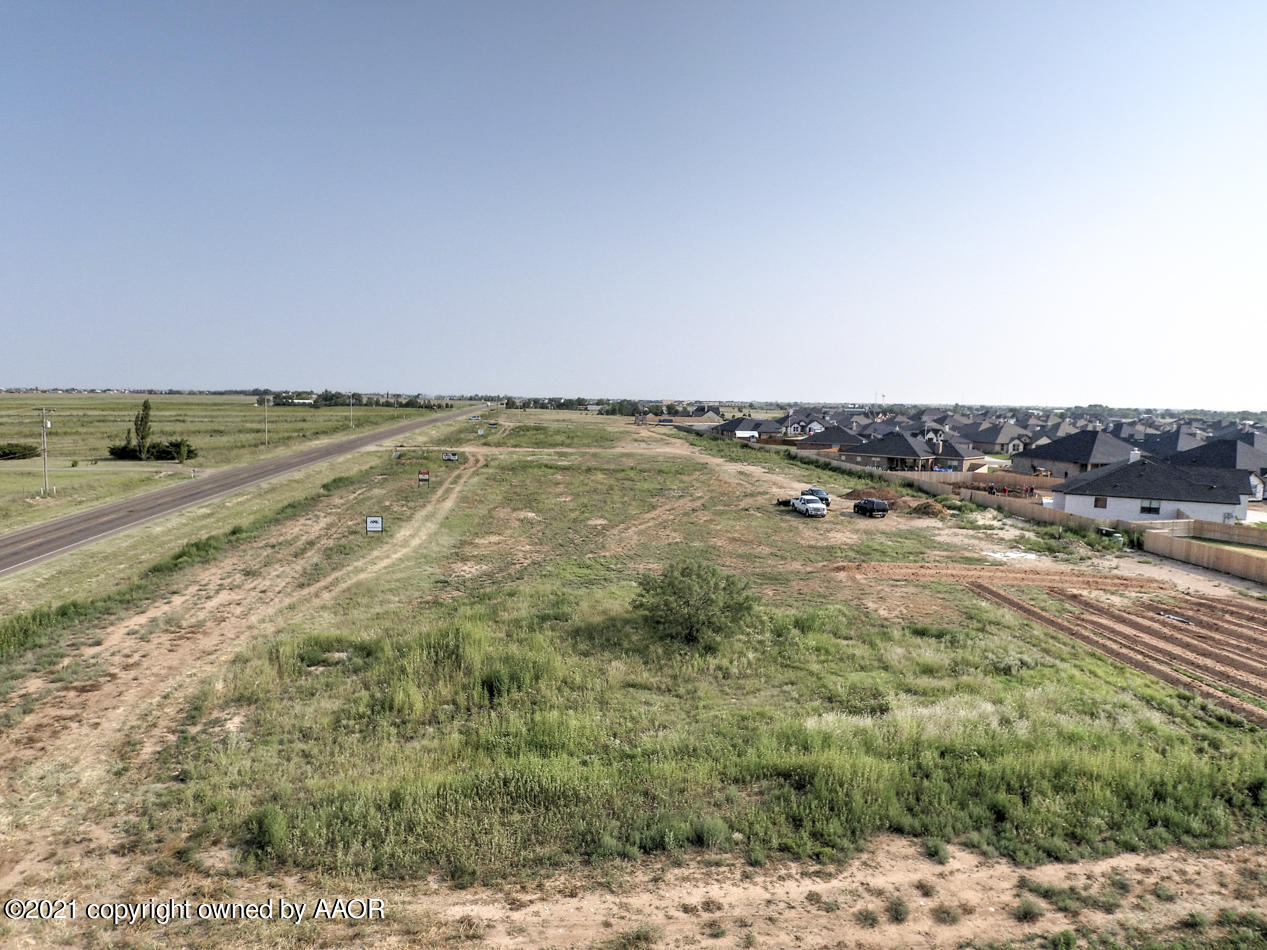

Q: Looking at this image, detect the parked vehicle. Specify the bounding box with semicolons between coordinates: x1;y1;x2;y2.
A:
441;452;460;462
792;495;828;517
803;487;831;507
1096;526;1124;544
853;498;889;518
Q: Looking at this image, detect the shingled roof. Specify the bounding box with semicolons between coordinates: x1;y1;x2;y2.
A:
1055;458;1251;504
1166;438;1267;475
800;425;865;447
933;440;985;460
851;431;936;459
1013;429;1139;466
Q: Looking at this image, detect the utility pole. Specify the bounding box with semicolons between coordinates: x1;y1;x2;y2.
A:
32;407;55;496
349;392;353;428
263;395;271;447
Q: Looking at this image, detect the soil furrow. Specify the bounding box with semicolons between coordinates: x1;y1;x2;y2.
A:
1053;591;1267;686
1184;593;1267;628
1140;599;1267;658
969;584;1267;728
1046;592;1267;701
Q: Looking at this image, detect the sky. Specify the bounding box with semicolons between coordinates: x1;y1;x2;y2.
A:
2;1;1264;409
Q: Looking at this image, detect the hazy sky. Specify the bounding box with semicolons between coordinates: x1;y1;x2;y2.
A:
2;2;1264;409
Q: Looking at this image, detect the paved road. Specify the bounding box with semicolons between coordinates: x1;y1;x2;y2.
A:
0;408;472;578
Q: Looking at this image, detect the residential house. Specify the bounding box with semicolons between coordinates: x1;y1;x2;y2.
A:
959;422;1029;456
838;432;937;471
929;439;988;472
799;425;865;450
1053;458;1252;522
1137;426;1205;456
1166;439;1267;501
713;417;782;440
1009;430;1140;478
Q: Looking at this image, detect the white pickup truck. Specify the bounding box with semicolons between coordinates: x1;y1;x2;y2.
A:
791;494;828;517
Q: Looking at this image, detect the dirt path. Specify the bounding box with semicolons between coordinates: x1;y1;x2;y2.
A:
0;458;485;896
430;835;1267;950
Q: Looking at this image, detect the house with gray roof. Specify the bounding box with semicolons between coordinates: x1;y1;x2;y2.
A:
1009;430;1140;477
1053;457;1252;522
713;417;782;440
799;425;865;450
1166;439;1267;500
837;431;937;471
929;438;987;472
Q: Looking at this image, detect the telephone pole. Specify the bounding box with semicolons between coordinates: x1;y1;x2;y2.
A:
263;395;271;446
32;407;55;496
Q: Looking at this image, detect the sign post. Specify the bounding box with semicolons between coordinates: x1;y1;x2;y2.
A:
365;516;384;534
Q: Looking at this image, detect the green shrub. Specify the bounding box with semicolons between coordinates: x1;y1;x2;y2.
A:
931;903;961;924
886;894;910;923
924;838;949;864
244;804;287;858
1013;897;1044;921
854;908;878;928
1180;911;1209;930
633;559;759;648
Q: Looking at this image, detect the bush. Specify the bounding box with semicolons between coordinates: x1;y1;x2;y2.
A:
633;559;759;648
245;804;287;858
0;442;39;460
886;894;910;923
1013;897;1044;921
931;903;961;924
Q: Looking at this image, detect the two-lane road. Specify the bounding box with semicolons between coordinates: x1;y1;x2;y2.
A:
0;407;472;578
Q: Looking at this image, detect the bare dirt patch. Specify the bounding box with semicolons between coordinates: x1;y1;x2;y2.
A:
433;836;1267;950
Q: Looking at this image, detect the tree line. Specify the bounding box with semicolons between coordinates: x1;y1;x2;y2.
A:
107;399;198;462
255;391;452;409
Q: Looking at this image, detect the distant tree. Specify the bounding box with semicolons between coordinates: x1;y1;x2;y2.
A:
133;399;153;460
107;400;197;462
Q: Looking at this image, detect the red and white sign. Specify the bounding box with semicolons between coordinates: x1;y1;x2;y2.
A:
418;470;430;482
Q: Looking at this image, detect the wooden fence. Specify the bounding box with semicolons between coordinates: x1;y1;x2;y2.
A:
1142;531;1267;585
1187;520;1267;549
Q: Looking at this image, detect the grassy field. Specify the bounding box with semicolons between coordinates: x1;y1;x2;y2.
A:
132;427;1267;889
0;393;450;530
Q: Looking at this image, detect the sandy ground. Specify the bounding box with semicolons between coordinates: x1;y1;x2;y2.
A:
2;426;1265;948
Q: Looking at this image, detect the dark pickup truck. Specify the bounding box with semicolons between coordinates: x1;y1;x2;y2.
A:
853;498;890;518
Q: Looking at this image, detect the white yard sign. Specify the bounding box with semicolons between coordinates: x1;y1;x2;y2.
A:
365;516;384;533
